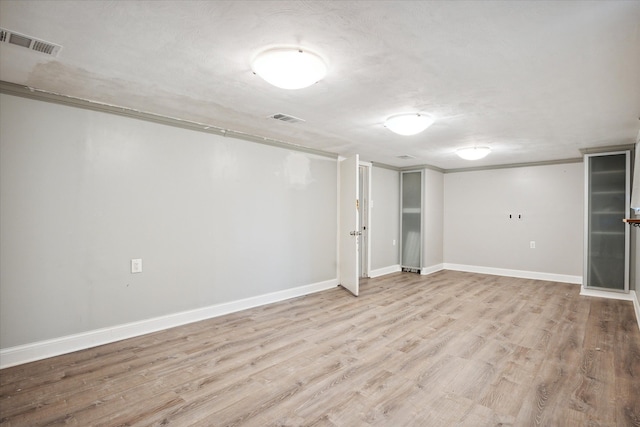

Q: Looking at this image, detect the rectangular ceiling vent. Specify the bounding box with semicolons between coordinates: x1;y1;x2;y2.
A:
269;113;305;124
397;155;417;160
0;28;62;57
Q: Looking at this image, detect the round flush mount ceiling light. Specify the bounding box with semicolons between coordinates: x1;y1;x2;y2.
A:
251;47;328;90
384;113;435;136
456;146;491;160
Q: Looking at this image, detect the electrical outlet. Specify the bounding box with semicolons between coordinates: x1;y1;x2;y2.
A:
131;259;142;273
530;241;536;249
392;239;396;246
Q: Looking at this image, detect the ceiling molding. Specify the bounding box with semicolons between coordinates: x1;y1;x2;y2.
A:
399;163;445;173
444;158;584;174
0;81;339;160
370;162;400;171
379;158;586;174
579;144;636;155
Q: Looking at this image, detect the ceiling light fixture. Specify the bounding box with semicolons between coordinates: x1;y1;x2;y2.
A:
456;146;491;160
385;113;434;136
251;47;327;90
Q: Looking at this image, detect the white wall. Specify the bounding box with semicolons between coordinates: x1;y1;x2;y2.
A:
370;166;400;273
444;163;583;279
0;94;338;349
422;168;444;271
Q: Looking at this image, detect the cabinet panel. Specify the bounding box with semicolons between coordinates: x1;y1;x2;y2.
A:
585;152;630;291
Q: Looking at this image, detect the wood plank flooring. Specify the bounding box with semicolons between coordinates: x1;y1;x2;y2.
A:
1;271;639;426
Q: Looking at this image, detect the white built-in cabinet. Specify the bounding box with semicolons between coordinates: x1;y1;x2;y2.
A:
401;170;422;273
584;150;631;292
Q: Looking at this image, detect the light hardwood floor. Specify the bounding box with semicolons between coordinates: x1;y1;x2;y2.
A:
1;271;639;426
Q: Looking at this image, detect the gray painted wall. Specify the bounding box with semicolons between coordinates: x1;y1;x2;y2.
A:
370;166;400;270
423;168;444;269
0;94;337;348
443;163;584;276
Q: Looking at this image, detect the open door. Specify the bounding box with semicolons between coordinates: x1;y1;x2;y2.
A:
339;155;359;296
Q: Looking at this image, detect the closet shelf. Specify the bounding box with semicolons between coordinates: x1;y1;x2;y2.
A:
592;169;626;174
591;190;626;195
402;208;421;214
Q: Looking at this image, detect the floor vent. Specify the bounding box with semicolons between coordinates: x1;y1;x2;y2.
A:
396;154;417;160
270;113;305;124
0;28;62;57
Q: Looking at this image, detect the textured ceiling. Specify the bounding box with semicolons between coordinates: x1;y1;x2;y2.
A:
1;0;639;169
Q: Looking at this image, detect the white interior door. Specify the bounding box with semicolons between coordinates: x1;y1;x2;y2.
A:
339;155;359;296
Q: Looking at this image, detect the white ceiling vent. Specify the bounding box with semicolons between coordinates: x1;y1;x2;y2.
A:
396;154;417;160
269;113;305;124
0;28;62;57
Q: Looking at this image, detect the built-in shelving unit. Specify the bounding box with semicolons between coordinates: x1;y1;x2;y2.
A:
401;171;422;273
584;151;630;292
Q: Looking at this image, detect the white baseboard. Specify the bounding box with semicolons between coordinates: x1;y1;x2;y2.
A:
421;264;444;276
369;264;401;278
579;287;635;301
0;278;338;369
443;263;582;284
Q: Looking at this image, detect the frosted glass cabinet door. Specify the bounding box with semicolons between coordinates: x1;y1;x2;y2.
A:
585;152;630;291
401;171;422;271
